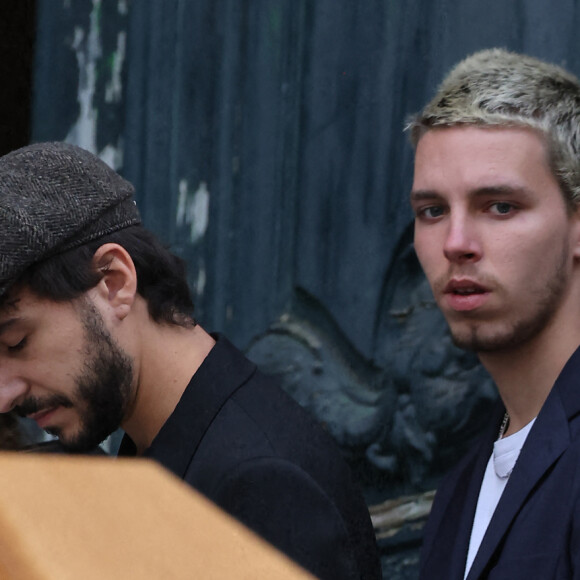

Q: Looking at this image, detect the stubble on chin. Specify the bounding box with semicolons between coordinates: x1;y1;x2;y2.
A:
446;251;569;354
56;301;134;453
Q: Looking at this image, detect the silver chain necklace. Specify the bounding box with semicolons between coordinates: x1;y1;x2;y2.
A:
498;411;510;439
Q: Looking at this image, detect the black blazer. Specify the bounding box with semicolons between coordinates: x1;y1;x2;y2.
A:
120;334;381;580
420;345;580;580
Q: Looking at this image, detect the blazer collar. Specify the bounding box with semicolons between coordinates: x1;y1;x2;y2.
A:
421;405;502;580
466;344;580;579
118;333;256;479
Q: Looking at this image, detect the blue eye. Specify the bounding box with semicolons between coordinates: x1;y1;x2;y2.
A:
491;202;515;215
426;207;444;218
418;206;445;219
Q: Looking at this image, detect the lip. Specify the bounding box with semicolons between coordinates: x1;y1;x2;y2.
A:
443;278;491;312
27;406;60;429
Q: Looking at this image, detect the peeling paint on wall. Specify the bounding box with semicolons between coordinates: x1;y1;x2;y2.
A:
105;31;126;104
66;25;98;152
64;0;125;170
65;0;101;153
176;179;210;243
196;258;207;297
99;142;124;170
118;0;129;15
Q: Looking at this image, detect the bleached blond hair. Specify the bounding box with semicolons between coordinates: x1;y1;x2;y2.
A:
407;48;580;207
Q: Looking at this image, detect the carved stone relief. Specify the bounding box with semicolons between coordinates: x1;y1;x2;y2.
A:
247;224;498;495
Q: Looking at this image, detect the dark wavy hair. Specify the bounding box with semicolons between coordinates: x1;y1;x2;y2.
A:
12;225;196;326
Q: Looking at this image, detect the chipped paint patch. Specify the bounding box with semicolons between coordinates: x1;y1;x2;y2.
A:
118;0;129;15
176;179;210;243
196;258;207;296
105;31;126;104
65;0;125;168
65;0;102;153
99;142;124;171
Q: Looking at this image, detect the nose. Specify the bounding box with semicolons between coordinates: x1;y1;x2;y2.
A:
0;376;28;413
443;215;482;264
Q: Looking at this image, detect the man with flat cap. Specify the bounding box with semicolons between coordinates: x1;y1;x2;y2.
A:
0;142;380;580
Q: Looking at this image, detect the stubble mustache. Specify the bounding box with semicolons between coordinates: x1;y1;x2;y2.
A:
14;394;73;418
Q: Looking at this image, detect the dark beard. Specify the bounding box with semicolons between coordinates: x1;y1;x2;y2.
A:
62;301;134;452
16;300;134;453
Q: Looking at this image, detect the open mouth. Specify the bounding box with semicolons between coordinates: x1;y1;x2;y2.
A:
445;279;489;295
452;287;486;295
443;280;490;311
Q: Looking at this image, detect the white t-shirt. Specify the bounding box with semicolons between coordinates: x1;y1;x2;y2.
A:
463;418;536;579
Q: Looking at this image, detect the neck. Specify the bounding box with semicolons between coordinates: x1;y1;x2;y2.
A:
121;320;215;454
479;317;580;436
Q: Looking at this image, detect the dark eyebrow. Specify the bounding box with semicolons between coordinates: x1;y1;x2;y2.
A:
409;190;441;203
470;184;531;197
410;184;532;203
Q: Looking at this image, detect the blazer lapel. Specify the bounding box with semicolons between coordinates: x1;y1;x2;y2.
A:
466;387;570;579
422;408;502;580
141;334;256;479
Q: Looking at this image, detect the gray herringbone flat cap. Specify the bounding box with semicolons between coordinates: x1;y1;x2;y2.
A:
0;141;141;297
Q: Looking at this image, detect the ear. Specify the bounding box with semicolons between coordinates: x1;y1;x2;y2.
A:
90;243;138;320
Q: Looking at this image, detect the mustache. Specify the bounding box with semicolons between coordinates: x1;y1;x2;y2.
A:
432;271;499;294
15;395;73;418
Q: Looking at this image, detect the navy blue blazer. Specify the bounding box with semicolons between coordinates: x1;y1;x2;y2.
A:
119;334;381;580
420;345;580;579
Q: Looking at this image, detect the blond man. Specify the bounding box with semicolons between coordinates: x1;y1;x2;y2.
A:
409;49;580;579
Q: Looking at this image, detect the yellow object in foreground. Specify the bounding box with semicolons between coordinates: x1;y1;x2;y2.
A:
0;453;313;580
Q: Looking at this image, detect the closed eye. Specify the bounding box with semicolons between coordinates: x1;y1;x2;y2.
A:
7;337;27;353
